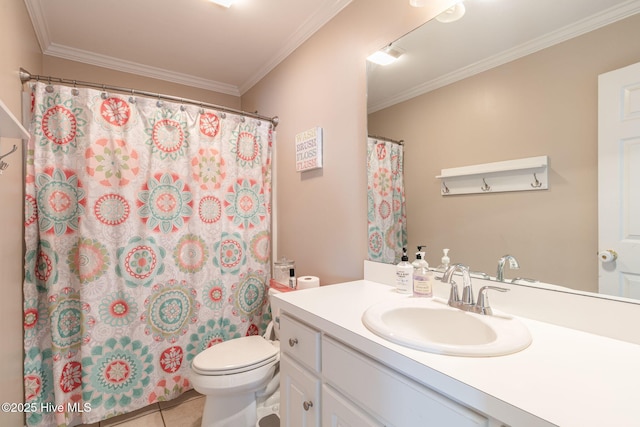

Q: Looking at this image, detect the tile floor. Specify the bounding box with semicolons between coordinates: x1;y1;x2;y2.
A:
79;390;205;427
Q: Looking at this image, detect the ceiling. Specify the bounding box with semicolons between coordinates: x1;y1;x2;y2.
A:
367;0;640;112
24;0;352;97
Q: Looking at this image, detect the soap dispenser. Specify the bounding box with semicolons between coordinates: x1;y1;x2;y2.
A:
412;245;427;269
438;248;451;272
413;249;434;298
396;248;413;294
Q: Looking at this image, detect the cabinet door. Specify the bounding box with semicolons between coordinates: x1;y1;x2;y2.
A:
281;353;320;427
323;337;489;427
322;385;384;427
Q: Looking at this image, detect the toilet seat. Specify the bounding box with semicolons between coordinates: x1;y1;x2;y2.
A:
192;336;279;375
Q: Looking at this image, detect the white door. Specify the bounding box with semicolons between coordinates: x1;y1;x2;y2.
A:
598;61;640;298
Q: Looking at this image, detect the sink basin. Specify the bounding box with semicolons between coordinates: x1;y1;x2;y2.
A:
362;298;532;357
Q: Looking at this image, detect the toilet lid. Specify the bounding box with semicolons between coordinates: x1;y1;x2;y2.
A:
192;336;279;374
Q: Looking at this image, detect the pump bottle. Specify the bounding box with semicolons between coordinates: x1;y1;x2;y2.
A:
413;248;434;297
395;248;413;294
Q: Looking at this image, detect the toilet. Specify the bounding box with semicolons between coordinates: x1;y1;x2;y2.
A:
190;286;285;427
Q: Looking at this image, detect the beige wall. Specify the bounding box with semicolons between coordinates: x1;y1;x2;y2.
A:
242;0;453;285
368;14;640;292
0;1;41;425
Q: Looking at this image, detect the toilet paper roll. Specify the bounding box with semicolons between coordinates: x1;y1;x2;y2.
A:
297;276;320;289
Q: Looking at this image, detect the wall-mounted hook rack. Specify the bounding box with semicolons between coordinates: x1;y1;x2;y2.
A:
436;155;548;196
0;99;29;176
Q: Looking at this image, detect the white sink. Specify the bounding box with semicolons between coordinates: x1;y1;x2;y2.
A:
362;297;532;357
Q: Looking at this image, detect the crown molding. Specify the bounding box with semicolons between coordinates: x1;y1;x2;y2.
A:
239;0;353;94
43;43;241;96
25;0;352;97
368;0;640;113
23;0;50;53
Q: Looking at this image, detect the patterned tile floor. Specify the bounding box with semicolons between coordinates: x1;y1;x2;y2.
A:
80;390;204;427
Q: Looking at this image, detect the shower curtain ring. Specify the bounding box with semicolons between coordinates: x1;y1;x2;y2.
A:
100;85;108;99
71;81;79;96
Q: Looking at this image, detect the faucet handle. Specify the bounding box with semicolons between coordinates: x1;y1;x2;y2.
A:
448;281;460;307
475;286;509;315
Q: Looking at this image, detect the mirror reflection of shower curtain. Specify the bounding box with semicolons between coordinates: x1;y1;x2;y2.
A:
367;137;407;264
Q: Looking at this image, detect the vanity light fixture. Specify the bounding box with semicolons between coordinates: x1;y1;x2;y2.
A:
209;0;236;7
367;46;404;66
436;1;466;23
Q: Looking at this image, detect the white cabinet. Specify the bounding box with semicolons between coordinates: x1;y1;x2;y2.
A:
322;385;383;427
323;336;488;427
279;314;321;427
279;313;495;427
280;353;320;427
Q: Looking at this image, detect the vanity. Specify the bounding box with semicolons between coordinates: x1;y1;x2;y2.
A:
273;261;640;427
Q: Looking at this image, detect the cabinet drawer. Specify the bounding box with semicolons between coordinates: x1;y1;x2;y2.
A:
322;336;488;427
322;384;384;427
280;313;321;373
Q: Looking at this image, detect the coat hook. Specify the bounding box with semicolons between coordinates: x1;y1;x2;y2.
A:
481;178;491;192
0;145;17;161
441;181;450;194
0;145;18;175
531;173;542;188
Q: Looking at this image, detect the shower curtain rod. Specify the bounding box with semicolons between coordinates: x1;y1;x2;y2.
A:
19;68;279;128
368;134;404;145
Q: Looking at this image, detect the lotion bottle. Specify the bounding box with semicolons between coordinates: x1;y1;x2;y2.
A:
413;250;434;297
412;245;427;269
396;248;413;294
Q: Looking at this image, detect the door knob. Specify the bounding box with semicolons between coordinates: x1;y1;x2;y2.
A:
598;249;618;263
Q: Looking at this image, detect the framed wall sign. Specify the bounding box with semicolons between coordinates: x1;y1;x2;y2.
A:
295;127;323;172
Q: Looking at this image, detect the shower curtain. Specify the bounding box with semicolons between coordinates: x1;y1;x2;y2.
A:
23;82;273;426
367;137;406;264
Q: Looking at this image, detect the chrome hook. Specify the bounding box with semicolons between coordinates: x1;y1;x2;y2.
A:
0;145;18;161
441;181;450;194
481;178;491;192
531;173;542;188
0;145;18;175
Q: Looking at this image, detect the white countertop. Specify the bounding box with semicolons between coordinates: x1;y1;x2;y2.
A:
273;280;640;427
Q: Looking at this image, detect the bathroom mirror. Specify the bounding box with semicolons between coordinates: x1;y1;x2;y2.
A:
367;0;640;298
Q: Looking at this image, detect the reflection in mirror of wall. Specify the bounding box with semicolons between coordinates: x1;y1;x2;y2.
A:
366;0;640;298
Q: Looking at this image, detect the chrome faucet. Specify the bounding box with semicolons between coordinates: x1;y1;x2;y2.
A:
496;254;519;282
442;264;473;309
443;264;509;315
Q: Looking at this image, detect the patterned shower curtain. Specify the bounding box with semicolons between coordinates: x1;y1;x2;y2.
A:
23;82;274;426
367;137;406;264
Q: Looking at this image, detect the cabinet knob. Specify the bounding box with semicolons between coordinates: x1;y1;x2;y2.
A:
288;338;298;347
303;400;313;411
